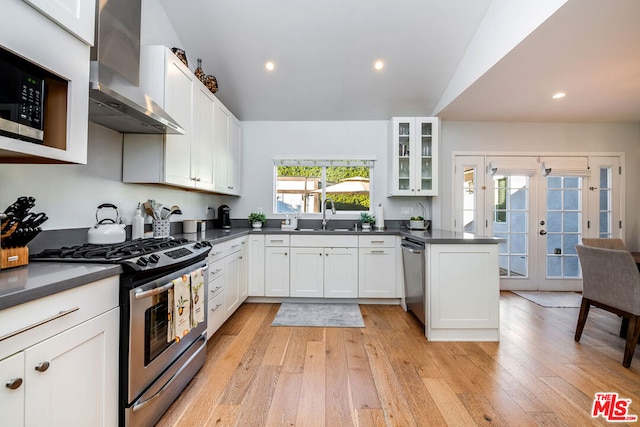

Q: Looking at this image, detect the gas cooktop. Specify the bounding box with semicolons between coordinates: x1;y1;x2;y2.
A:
30;237;211;272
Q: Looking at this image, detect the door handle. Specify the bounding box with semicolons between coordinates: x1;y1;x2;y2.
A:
539;230;547;235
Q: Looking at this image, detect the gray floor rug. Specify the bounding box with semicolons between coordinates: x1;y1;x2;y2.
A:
512;291;583;308
271;303;365;328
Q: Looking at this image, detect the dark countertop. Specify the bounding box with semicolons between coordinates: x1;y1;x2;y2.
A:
0;262;122;311
1;227;500;311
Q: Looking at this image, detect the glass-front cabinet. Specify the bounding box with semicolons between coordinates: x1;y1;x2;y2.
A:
388;117;439;196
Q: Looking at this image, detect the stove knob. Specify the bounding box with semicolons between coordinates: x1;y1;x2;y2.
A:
194;242;202;249
149;254;160;263
137;257;148;266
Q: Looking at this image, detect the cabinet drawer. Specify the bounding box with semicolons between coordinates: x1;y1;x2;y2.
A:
208;242;228;262
208;259;225;282
227;237;245;254
0;276;119;360
358;235;396;247
265;235;290;247
207;291;225;339
290;235;357;248
208;274;224;299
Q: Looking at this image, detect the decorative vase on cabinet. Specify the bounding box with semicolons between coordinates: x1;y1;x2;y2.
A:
388;117;439;196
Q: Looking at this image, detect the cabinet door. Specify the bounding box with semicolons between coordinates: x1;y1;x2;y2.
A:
207;290;225;339
265;247;290;297
223;251;241;319
24;308;119;427
414;118;438;196
192;87;215;191
359;248;396;298
214;103;230;193
247;235;265;296
324;247;358;298
290;248;324;297
0;352;25;426
227;116;242;195
24;0;96;45
164;54;195;187
389;117;416;196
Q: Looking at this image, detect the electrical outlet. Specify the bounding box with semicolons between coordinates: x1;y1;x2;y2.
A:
401;207;413;215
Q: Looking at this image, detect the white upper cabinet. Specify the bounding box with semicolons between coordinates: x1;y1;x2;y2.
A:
123;46;240;195
0;0;91;164
23;0;96;45
388;117;439;196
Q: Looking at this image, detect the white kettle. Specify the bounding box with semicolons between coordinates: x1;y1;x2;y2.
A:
88;203;126;244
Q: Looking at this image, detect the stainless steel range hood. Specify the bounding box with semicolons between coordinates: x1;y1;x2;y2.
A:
88;0;184;135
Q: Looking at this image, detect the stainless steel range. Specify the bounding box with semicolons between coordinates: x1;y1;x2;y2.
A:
31;237;211;426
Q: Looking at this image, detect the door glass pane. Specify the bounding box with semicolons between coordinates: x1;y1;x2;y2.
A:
598;167;612;238
545;176;582;278
398;122;411;191
493;175;528;278
463;167;476;232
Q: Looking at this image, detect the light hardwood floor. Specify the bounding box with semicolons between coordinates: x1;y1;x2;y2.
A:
157;292;640;426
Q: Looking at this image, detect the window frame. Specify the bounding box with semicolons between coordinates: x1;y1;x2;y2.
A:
272;157;376;218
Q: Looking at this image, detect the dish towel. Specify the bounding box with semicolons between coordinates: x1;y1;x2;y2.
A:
190;268;206;327
171;274;192;342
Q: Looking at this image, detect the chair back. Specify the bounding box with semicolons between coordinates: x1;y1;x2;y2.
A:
576;245;640;315
582;238;627;251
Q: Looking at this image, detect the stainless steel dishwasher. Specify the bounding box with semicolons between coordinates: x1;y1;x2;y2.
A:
401;238;426;325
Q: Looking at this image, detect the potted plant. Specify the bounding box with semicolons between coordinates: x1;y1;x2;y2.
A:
410;216;425;230
248;212;267;229
359;212;376;230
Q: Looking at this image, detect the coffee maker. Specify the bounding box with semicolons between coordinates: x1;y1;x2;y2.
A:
217;205;231;229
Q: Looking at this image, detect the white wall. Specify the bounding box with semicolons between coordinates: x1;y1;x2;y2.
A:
232;121;432;223
435;121;640;250
0;124;224;230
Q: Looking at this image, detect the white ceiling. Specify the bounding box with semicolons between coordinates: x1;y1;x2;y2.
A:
159;0;640;123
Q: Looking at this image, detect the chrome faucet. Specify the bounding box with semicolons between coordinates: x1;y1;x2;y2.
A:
321;197;336;230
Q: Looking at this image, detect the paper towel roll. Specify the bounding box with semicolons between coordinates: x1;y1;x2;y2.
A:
375;203;384;230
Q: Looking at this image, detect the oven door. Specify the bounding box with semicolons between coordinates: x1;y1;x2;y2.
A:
126;260;207;404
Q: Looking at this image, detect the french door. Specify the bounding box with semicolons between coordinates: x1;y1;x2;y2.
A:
454;155;622;291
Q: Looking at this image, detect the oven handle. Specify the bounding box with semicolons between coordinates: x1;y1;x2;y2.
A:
134;265;208;300
131;332;207;413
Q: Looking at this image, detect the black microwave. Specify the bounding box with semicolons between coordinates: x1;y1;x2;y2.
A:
0;47;45;144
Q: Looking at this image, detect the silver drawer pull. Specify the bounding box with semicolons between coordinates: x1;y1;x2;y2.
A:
269;239;284;243
211;303;223;312
370;250;386;254
211;250;223;256
211;268;223;275
210;285;222;293
230;244;240;248
35;361;50;372
371;240;385;243
5;378;23;390
0;307;80;343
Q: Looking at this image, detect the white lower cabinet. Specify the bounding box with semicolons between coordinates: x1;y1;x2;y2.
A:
0;276;119;427
289;235;358;298
426;243;500;341
206;236;248;339
247;234;265;296
264;235;290;297
358;236;398;298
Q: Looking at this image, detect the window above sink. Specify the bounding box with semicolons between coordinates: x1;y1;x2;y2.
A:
273;157;375;218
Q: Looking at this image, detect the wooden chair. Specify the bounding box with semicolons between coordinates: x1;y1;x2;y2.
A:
575;245;640;368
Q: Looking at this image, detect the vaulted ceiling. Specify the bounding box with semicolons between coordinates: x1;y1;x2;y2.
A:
159;0;640;123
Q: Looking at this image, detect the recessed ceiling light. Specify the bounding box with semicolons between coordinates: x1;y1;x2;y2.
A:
265;61;275;71
374;60;384;71
552;92;566;99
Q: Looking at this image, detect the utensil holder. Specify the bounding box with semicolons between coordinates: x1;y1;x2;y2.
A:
153;219;170;237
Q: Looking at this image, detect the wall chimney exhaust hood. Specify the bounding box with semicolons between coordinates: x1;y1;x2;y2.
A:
88;0;184;135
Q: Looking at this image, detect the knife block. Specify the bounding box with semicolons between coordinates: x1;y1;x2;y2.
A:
0;247;29;269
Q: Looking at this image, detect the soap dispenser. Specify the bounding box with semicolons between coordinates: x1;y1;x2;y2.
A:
132;203;144;240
